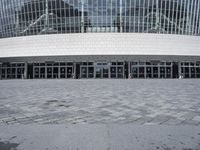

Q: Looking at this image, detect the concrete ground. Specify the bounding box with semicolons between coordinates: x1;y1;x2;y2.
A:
0;79;200;150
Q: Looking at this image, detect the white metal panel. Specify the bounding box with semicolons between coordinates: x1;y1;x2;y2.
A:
0;33;200;58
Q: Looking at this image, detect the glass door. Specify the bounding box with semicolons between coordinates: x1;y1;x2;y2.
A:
67;67;73;78
103;68;109;78
95;67;102;78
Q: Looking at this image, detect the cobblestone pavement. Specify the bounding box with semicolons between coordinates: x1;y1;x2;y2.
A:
0;79;200;125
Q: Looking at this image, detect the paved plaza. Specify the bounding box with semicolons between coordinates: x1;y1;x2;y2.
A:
0;79;200;150
0;79;200;125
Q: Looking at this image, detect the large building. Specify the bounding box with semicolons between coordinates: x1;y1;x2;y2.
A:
0;0;200;79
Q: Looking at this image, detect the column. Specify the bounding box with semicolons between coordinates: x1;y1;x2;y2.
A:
165;63;167;78
52;66;53;79
39;66;41;79
171;63;173;78
0;63;2;80
128;61;130;78
156;0;159;31
80;66;82;79
189;63;191;78
108;63;111;79
33;66;35;79
87;66;89;79
123;62;125;79
5;67;7;79
120;0;123;32
94;64;96;79
178;62;182;78
81;0;84;33
144;65;147;79
15;65;17;79
45;0;49;30
24;62;28;79
58;66;60;79
116;66;117;78
45;64;47;79
73;62;76;79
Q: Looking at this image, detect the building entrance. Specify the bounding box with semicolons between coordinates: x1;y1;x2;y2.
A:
95;62;109;78
32;62;74;79
95;67;109;78
2;61;200;80
0;63;25;79
80;62;94;78
130;62;173;78
80;62;125;79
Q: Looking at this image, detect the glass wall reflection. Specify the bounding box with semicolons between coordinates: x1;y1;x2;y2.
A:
0;0;200;38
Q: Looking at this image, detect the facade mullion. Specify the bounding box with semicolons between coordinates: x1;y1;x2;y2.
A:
133;0;136;32
167;0;171;34
194;0;200;35
163;0;167;33
186;0;190;35
146;0;150;33
110;0;112;31
106;0;108;32
155;0;159;32
198;2;200;35
189;0;194;35
142;0;145;32
97;0;99;32
124;0;127;32
38;0;41;34
10;0;15;37
174;0;179;34
182;0;187;35
34;0;38;35
171;0;175;34
64;0;67;33
30;0;34;34
178;0;183;34
67;0;71;33
138;0;140;32
73;0;75;33
159;0;162;33
54;0;57;33
0;0;5;37
26;1;31;35
5;1;9;37
59;0;62;33
4;1;9;37
129;0;131;32
101;0;103;32
151;0;154;30
93;0;95;32
192;0;197;35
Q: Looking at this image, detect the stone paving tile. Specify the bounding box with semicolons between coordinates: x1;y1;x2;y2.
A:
181;119;200;126
192;116;200;122
0;79;200;125
164;118;185;125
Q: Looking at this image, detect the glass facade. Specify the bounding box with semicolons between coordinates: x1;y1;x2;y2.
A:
1;61;200;79
0;0;200;38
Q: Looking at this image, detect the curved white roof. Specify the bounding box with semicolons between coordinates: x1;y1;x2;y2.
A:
0;33;200;58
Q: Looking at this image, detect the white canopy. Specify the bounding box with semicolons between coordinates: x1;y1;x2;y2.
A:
0;33;200;58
